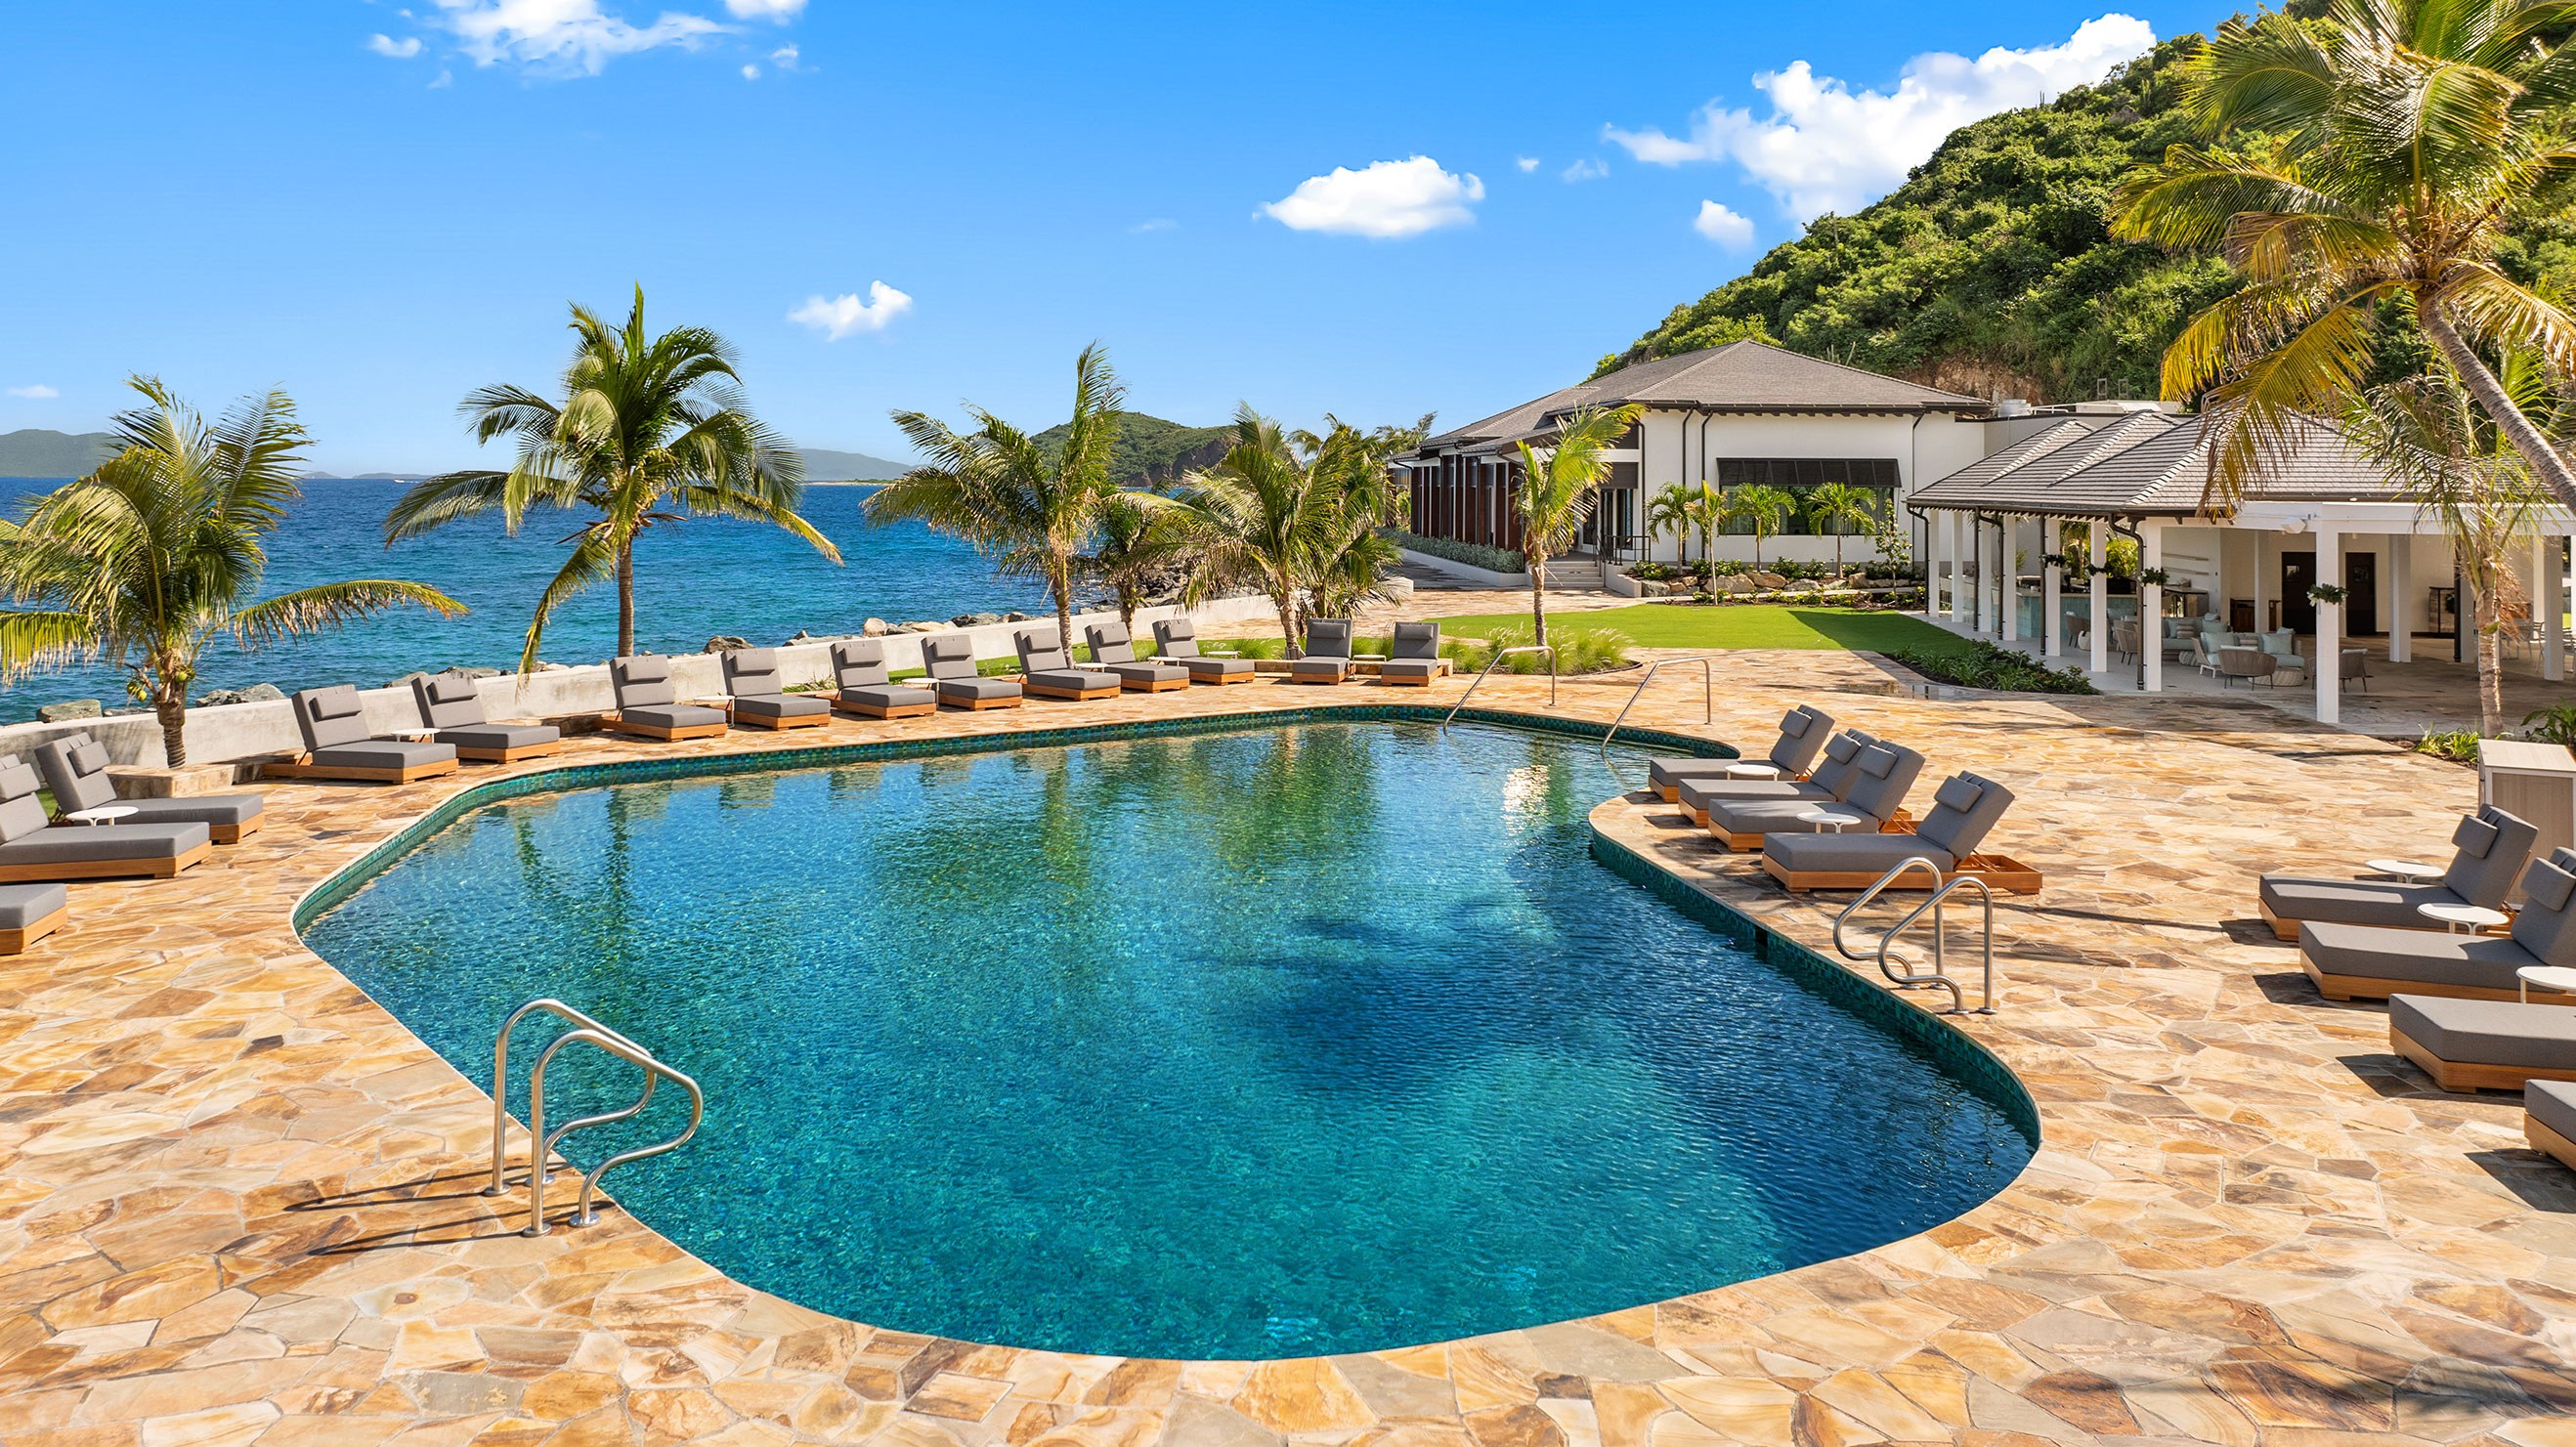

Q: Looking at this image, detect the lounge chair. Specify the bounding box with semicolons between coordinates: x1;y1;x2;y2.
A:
2530;1080;2576;1171
1707;741;1924;852
268;685;461;784
408;673;563;764
33;733;265;843
0;759;211;881
830;639;936;719
1651;704;1833;801
1375;621;1450;686
0;881;65;953
923;633;1022;710
2387;994;2576;1092
599;656;731;742
1761;771;2033;893
1288;619;1356;685
1083;622;1190;693
722;649;831;731
1675;729;1877;827
2298;847;2576;1002
2257;805;2538;941
1150;617;1256;685
1013;627;1121;701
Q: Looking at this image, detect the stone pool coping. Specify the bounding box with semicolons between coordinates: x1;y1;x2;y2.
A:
6;661;2575;1447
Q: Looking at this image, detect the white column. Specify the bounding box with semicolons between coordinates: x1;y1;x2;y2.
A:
2088;520;2109;674
1924;512;1946;620
2142;522;2166;693
2546;534;2566;682
2042;517;2063;658
1945;512;1966;624
1973;520;1992;633
2315;527;2342;726
2388;532;2412;663
1999;516;2020;644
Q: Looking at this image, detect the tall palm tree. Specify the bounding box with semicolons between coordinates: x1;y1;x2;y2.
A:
1719;484;1793;575
1085;489;1187;636
1646;483;1696;572
1805;481;1878;575
0;378;465;763
1168;407;1336;655
2113;0;2576;508
1509;404;1644;646
1684;482;1723;574
388;287;831;669
1300;419;1408;622
870;344;1129;655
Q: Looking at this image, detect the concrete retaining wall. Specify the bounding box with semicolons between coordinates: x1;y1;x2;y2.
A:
0;595;1283;769
1396;547;1530;589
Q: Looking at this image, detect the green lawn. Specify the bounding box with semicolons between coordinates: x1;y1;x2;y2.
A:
1430;604;1982;658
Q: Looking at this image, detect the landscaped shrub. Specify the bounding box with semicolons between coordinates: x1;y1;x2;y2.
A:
2417;728;2481;762
1890;639;2097;695
1380;529;1524;575
1448;620;1633;675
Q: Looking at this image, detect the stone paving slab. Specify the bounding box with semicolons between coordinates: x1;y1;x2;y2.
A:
2;656;2573;1447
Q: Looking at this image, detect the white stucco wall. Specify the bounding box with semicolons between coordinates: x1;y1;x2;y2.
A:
1629;409;1986;566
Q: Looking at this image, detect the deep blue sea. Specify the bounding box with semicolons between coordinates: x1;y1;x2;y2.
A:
0;480;1038;722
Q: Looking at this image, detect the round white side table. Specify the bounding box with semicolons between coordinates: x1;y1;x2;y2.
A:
2367;859;2444;883
1723;761;1783;780
2518;965;2576;1002
2419;901;2509;934
64;805;138;827
1797;807;1868;833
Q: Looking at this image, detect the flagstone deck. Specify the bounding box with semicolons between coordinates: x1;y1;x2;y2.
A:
3;655;2573;1447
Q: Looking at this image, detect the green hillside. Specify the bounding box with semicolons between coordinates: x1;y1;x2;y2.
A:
799;447;913;481
1601;23;2576;402
0;429;117;479
1034;412;1229;484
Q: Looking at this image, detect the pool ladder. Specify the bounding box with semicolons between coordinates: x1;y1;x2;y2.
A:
1442;645;1555;728
1830;858;1997;1014
485;999;704;1236
1599;656;1715;784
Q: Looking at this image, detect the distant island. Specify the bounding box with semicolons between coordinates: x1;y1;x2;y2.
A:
0;428;117;479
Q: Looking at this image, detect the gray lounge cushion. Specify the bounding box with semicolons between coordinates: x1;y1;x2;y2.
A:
109;796;265;830
1105;660;1189;684
1176;655;1255;678
936;676;1021;702
1378;660;1443;680
34;735;117;812
1763;830;1956;875
834;639;896;689
0;882;65;929
410;672;490;731
1083;624;1189;685
1026;667;1118;692
611;656;680;709
839;684;937;710
0;819;209;866
1304;619;1353;659
292;685;374;751
1151;617;1207;657
2300;921;2541;991
722;648;791;698
2261;876;2469;930
1290;657;1353;677
1841;744;1925;825
1709;796;1868;836
2531;1079;2576;1140
1913;772;2015;861
1649;757;1755;790
436;722;562;752
0;760;56;842
1680;778;1829;811
618;703;728;732
1767;704;1836;772
311;740;459;771
1392;621;1441;660
731;693;830;721
2390;994;2576;1071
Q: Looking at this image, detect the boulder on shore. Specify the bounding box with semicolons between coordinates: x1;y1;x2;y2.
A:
900;620;946;633
953;612;1004;628
193;683;283;707
37;700;103;723
862;618;889;637
704;635;752;654
1003;611;1031;622
451;665;501;680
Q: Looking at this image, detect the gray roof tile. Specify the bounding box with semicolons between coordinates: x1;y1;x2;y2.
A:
1421;341;1985;448
1912;412;2396;516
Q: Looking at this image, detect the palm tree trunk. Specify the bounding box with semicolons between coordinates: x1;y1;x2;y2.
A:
615;542;636;659
1276;599;1300;660
153;679;188;766
2425;303;2576;509
1052;563;1077;659
1530;556;1550;648
2477;580;2507;738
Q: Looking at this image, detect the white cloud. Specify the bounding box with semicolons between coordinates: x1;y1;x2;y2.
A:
1130;218;1178;233
742;63;759;78
1561;158;1609;183
6;385;59;400
1606;13;2155;220
1693;200;1756;248
367;32;424;58
790;282;914;340
769;42;799;67
1259;156;1483;239
429;0;730;75
1515;156;1540;173
725;0;804;16
429;67;455;87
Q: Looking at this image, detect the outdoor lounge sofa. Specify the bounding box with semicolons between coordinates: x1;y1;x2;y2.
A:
1707;741;1923;852
923;633;1021;710
1651;704;1834;801
830;639;936;719
722;649;831;731
599;656;731;742
1013;627;1121;701
1375;621;1450;686
34;733;265;842
1151;617;1255;685
268;685;461;784
0;881;66;953
2257;804;2538;941
2299;848;2576;1002
2387;993;2576;1092
1761;770;2036;893
2529;1081;2576;1171
408;672;563;763
0;758;211;882
1675;728;1877;827
1084;622;1190;692
1289;619;1356;684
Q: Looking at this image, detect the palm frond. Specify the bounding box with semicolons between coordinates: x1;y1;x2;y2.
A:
230;579;467;649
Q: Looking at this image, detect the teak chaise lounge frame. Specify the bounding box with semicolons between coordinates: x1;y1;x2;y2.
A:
35;733;267;843
268;686;462;785
1013;627;1122;702
0;883;66;953
2387;995;2576;1093
599;656;731;742
408;672;565;764
830;639;938;719
923;634;1023;710
1150;617;1258;685
1286;619;1357;685
721;649;833;732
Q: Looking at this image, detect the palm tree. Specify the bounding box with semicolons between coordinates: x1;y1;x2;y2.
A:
1509;404;1644;647
388;287;831;669
2113;0;2576;508
1685;482;1723;576
1085;489;1186;636
1719;484;1793;574
0;378;465;764
1647;483;1696;572
870;344;1130;655
1805;482;1878;575
1300;419;1407;622
1168;407;1335;656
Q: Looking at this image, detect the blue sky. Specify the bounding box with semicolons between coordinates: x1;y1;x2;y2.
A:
3;1;2207;474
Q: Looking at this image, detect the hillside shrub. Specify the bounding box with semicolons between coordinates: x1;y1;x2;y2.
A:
1891;639;2097;694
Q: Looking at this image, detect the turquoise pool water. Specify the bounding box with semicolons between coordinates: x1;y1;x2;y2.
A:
304;720;2032;1359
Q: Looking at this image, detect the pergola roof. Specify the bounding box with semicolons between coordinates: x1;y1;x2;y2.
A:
1911;411;2411;519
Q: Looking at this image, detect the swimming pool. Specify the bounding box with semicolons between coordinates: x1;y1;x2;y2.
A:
304;718;2033;1359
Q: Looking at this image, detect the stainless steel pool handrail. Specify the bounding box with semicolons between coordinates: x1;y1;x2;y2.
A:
523;1028;704;1235
1443;645;1556;728
485;998;651;1198
1600;656;1714;779
1830;857;1997;1014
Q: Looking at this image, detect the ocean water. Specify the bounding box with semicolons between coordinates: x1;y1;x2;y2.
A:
304;720;2033;1360
0;480;1038;722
